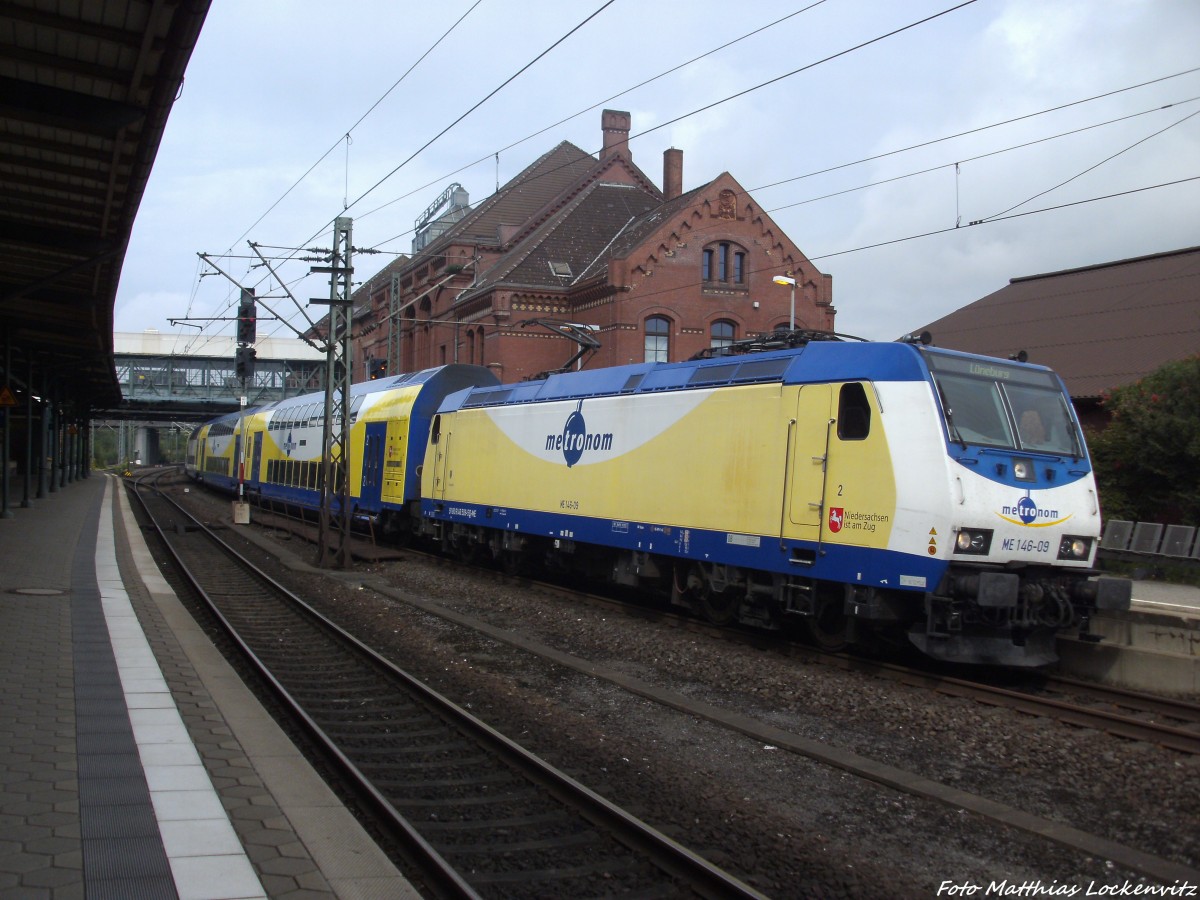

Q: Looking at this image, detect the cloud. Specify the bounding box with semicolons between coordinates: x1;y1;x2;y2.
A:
116;0;1200;357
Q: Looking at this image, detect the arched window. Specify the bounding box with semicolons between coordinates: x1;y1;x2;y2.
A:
702;242;747;286
710;320;736;352
644;315;670;363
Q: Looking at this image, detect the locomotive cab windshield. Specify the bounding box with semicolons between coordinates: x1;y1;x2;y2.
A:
925;350;1082;458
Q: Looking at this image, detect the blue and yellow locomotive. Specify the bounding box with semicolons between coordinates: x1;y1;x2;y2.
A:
421;337;1130;666
189;337;1131;667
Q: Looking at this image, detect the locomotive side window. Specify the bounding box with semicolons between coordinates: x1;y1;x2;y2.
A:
837;383;871;440
431;414;441;444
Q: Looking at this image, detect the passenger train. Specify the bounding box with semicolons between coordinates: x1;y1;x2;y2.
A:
186;332;1131;667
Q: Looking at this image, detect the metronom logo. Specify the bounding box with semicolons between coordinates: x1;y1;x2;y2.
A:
997;493;1070;527
545;401;613;467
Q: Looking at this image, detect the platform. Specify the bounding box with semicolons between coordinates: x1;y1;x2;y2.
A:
0;473;419;899
1059;579;1200;697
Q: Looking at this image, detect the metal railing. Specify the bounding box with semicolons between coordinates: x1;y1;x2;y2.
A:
1100;520;1200;563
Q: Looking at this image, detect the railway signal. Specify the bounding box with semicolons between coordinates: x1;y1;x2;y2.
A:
235;345;256;380
236;288;257;346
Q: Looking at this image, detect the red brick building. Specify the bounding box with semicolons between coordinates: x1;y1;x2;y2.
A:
350;110;834;382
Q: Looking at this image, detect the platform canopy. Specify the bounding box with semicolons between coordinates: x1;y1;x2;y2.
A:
0;1;210;408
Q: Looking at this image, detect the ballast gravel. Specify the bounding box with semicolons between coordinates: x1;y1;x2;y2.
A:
174;487;1200;899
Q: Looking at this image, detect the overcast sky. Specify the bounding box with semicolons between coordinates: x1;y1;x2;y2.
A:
115;0;1200;355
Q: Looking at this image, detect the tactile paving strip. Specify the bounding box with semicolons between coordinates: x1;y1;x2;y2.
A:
71;489;177;899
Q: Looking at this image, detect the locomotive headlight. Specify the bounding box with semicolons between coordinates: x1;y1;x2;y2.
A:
954;528;992;555
1058;536;1092;560
1012;457;1035;482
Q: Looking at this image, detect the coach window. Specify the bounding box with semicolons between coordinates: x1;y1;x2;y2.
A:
837;383;871;440
710;320;736;352
644;315;670;363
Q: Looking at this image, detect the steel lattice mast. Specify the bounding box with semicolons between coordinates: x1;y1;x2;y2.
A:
314;217;353;568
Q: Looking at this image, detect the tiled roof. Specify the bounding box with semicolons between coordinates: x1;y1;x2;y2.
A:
583;182;710;278
429;142;598;251
915;247;1200;399
468;181;661;294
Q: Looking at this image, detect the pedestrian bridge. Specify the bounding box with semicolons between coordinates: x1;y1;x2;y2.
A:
106;330;327;422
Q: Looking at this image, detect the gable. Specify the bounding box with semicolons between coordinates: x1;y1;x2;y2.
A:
605;172;824;289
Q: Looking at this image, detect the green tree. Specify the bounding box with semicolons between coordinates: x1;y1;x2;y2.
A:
1088;355;1200;524
92;428;118;468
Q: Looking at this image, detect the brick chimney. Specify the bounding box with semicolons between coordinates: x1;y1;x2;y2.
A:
601;109;631;161
663;148;683;200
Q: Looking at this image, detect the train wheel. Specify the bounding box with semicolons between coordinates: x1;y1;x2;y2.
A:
500;550;525;576
805;589;848;651
699;586;741;626
696;578;739;628
456;541;484;566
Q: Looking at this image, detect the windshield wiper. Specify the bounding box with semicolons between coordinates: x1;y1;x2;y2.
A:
936;381;968;450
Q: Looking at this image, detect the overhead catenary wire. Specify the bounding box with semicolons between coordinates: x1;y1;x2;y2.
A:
193;3;1197;348
355;0;832;224
361;68;1200;257
208;1;620;347
362;0;988;251
761;96;1200;216
974;106;1200;223
532;174;1200;321
340;1;619;218
272;63;1200;345
223;0;485;253
751;66;1200;194
184;0;486;352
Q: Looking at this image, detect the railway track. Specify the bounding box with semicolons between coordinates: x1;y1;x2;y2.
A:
497;572;1200;756
347;575;1200;887
201;478;1200;755
876;666;1200;756
130;472;765;900
450;559;1200;757
160;473;1200;886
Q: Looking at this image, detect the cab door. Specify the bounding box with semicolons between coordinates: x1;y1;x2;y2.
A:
430;415;451;500
786;384;833;534
822;382;896;549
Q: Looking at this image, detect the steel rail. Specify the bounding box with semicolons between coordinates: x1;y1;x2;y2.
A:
131;472;767;900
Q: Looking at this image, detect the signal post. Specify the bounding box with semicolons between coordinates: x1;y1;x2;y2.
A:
233;288;255;525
